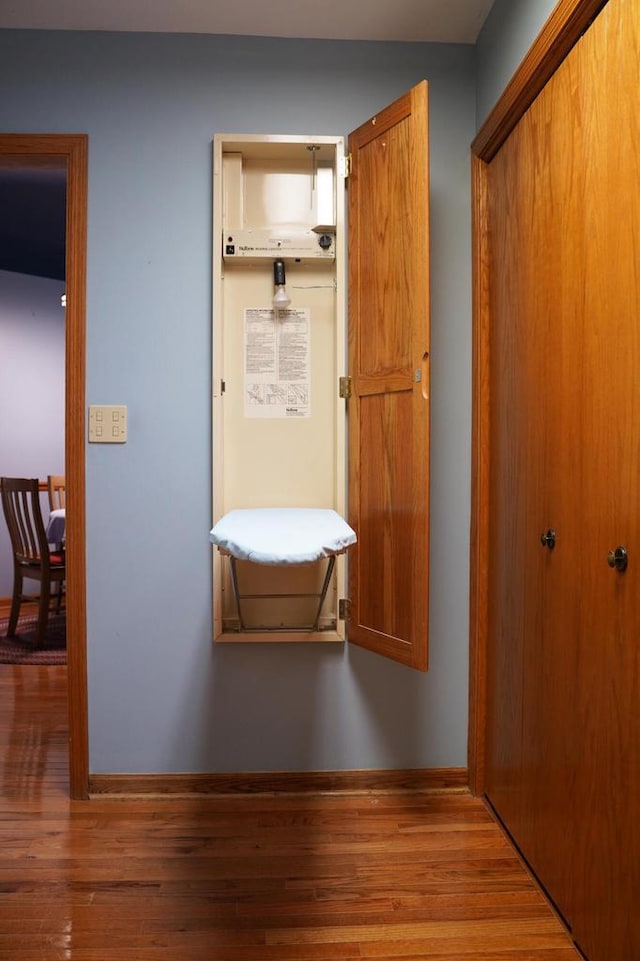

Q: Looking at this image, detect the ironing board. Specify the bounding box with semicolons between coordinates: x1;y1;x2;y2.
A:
209;508;357;632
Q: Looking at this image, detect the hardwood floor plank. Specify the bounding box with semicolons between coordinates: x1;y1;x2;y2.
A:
0;666;581;960
268;916;564;943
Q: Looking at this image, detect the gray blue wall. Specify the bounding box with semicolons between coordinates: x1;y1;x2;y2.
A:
0;30;475;774
0;4;558;775
476;0;559;124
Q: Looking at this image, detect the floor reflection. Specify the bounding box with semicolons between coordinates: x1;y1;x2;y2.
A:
1;664;68;799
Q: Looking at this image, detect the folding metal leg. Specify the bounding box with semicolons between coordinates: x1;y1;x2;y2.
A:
313;555;335;630
228;555;246;632
228;554;337;633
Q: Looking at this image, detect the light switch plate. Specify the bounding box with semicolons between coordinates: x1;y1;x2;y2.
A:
88;405;128;443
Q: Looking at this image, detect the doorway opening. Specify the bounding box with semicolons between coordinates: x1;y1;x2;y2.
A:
0;135;88;798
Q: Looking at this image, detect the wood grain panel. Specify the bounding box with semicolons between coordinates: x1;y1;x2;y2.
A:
0;665;581;960
64;135;89;801
482;3;593;935
484;109;545;845
355;116;414;376
89;767;468;797
348;81;430;671
357;391;416;645
473;1;640;958
568;2;640;957
485;34;592;926
470;0;610;796
468;155;491;796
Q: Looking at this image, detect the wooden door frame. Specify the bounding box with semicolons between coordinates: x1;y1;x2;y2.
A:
0;134;88;799
468;0;609;795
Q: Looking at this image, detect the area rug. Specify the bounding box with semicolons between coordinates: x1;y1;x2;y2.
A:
0;612;66;665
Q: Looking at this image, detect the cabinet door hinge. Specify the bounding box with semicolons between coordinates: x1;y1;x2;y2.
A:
340;154;352;179
220;379;226;394
339;598;352;620
339;376;352;399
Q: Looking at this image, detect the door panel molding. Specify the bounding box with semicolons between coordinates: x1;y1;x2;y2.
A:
0;134;88;798
473;0;608;162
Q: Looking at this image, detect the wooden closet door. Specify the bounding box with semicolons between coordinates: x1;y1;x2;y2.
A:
569;2;640;957
484;0;640;956
485;124;547;843
485;51;585;922
513;41;587;926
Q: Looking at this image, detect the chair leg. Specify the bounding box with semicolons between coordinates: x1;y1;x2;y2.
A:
6;570;22;637
35;579;51;648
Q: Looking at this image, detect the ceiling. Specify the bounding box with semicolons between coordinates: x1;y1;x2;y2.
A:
0;1;496;282
1;0;496;45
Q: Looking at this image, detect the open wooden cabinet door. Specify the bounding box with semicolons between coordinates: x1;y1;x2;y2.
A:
347;81;430;671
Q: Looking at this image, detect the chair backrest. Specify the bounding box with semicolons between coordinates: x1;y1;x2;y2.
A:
47;474;66;511
0;477;50;565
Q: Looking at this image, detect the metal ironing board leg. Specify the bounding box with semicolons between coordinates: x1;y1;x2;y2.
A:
228;553;337;633
313;554;336;630
228;555;246;632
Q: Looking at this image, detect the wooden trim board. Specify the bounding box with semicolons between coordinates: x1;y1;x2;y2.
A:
90;767;468;797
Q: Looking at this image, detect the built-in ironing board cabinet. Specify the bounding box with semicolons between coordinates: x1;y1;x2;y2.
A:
212;134;348;642
211;82;431;669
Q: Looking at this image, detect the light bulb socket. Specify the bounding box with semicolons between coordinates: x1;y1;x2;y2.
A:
273;259;286;286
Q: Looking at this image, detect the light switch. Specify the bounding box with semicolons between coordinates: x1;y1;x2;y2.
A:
89;405;127;443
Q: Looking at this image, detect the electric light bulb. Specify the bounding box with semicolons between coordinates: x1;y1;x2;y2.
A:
272;258;291;311
273;285;291;310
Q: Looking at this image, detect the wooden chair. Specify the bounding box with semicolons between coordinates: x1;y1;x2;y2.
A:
47;474;66;511
0;477;66;647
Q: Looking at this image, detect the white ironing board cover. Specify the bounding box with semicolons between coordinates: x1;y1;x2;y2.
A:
209;508;357;565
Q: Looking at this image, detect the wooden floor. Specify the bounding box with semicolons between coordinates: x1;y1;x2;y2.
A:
0;665;582;960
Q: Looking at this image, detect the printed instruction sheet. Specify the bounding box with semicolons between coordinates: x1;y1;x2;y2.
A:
244;307;311;418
